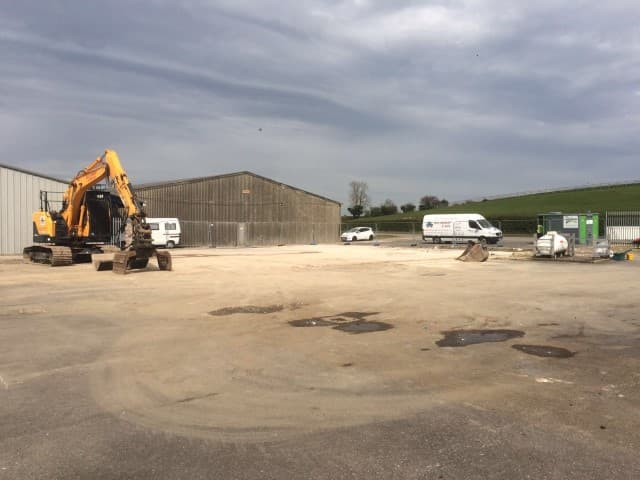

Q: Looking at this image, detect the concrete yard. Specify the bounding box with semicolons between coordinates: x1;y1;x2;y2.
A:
1;244;639;479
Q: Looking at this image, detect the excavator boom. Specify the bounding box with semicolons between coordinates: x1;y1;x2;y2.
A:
61;149;145;238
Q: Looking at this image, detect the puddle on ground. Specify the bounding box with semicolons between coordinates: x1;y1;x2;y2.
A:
332;321;393;334
512;344;575;358
336;312;378;320
289;311;391;334
289;318;337;327
342;363;354;367
436;329;525;347
209;304;284;316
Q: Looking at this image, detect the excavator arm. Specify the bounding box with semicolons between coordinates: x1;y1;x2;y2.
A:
61;149;145;237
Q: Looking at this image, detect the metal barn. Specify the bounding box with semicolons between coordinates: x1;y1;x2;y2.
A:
136;172;341;247
0;164;68;255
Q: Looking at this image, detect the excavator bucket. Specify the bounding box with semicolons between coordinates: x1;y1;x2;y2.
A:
112;251;146;274
92;253;114;271
456;242;489;262
156;251;172;271
110;249;171;274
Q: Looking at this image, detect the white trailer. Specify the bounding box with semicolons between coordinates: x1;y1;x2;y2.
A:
422;213;502;244
145;218;182;248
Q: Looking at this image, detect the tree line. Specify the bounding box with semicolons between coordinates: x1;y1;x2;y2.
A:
347;181;448;219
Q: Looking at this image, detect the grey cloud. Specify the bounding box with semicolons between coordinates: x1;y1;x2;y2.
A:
1;34;394;134
1;1;639;208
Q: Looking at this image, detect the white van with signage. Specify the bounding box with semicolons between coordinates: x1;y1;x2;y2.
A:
145;218;182;248
422;213;502;244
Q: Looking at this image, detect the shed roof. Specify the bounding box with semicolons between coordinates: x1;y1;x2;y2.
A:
136;171;341;206
0;163;67;184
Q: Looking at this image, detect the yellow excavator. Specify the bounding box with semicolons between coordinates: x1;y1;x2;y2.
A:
23;149;171;274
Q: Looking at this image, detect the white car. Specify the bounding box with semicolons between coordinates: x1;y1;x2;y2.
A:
341;227;375;242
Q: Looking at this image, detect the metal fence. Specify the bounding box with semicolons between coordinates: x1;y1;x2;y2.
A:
605;211;640;245
342;218;538;236
341;222;420;234
108;219;339;247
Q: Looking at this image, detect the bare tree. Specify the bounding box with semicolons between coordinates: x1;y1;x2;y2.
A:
348;181;370;209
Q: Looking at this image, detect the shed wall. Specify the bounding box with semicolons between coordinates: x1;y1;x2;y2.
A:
0;166;68;254
137;174;340;246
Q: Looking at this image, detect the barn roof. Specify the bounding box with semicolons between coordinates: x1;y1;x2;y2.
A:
136;171;340;206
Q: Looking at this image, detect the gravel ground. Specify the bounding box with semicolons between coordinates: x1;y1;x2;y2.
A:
1;244;639;479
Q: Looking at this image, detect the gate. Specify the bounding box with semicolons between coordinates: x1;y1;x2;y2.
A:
606;211;640;245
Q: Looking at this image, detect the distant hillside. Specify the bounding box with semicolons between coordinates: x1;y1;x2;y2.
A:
345;183;640;233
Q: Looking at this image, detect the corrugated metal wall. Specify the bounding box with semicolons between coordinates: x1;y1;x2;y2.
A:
0;166;68;255
136;173;340;246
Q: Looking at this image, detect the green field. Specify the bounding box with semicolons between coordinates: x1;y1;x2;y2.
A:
345;183;640;233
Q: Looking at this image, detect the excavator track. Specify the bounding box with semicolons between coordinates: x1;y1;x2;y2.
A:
23;246;73;267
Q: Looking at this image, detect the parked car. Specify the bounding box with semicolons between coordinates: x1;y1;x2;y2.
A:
341;227;375;242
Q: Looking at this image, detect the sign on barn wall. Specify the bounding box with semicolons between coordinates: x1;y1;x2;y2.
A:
563;215;579;229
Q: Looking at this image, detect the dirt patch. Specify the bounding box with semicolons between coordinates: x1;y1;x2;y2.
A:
436;329;525;347
552;326;586;339
0;305;47;316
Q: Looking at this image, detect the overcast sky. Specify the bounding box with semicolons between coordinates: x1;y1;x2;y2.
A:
1;1;639;207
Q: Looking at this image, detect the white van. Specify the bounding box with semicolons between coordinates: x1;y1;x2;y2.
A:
422;213;502;244
145;218;182;248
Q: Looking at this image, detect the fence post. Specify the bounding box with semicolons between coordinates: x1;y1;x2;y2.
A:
209;223;215;248
568;233;575;257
